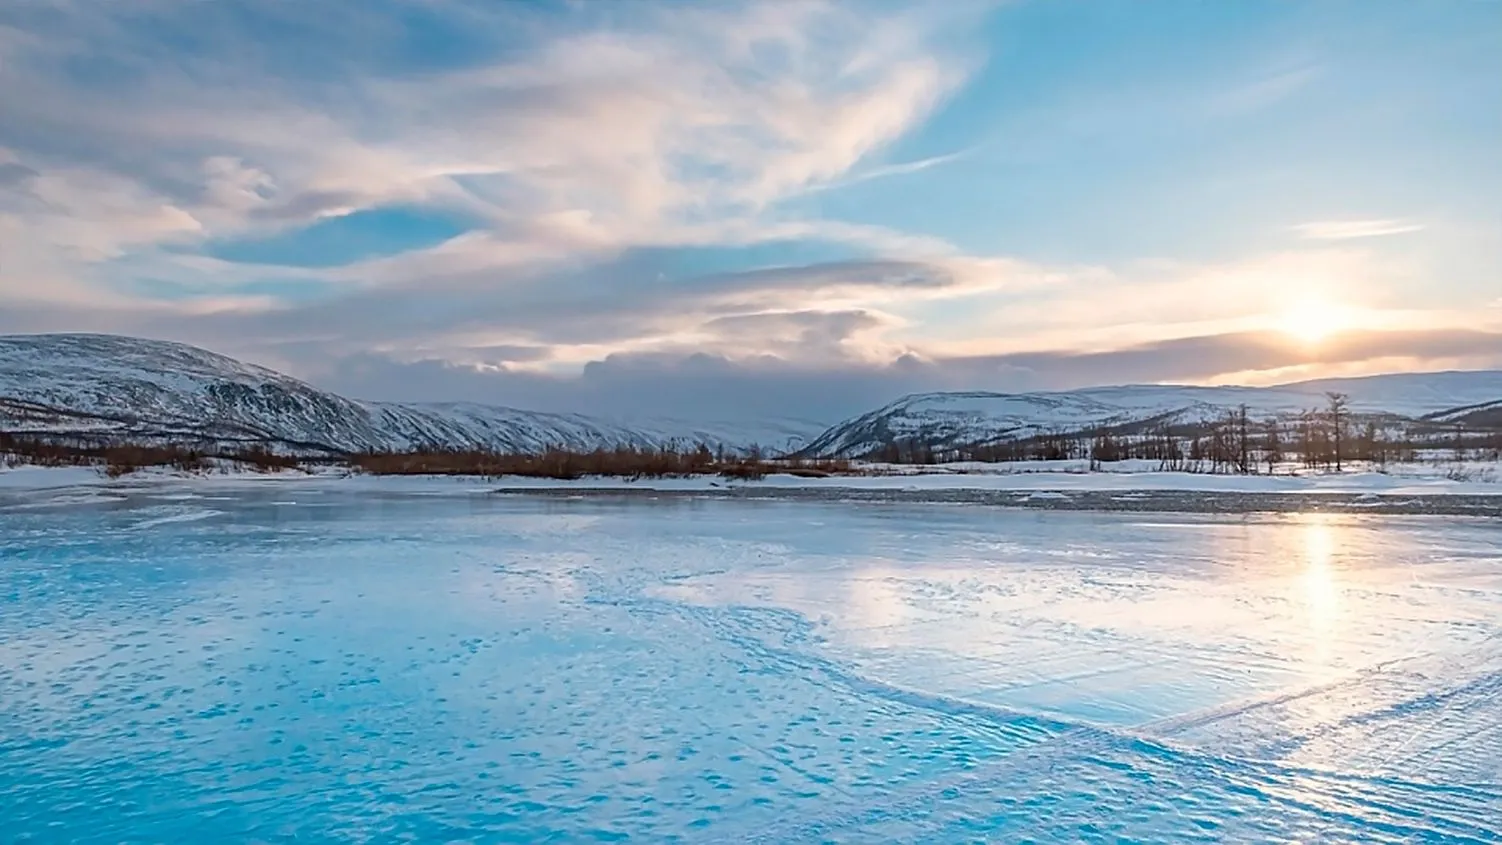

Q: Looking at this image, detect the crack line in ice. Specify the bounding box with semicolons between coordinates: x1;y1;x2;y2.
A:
618;584;1502;842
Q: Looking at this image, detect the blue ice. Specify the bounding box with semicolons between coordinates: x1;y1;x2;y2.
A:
2;488;1499;842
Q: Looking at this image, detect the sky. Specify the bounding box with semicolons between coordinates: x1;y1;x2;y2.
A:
1;0;1499;424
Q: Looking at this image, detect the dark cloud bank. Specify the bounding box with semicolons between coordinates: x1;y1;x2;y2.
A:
319;329;1502;424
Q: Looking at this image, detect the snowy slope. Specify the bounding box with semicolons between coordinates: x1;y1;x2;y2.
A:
0;333;393;451
0;334;820;455
1290;370;1502;416
804;375;1502;458
7;334;1499;460
1421;398;1502;427
613;415;822;455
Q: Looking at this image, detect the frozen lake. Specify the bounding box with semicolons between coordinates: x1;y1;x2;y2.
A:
2;488;1500;842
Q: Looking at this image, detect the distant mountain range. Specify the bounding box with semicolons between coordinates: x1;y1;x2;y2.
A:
2;333;1500;460
0;334;820;456
799;376;1502;458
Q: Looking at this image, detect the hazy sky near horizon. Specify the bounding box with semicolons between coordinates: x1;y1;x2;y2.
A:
1;0;1499;421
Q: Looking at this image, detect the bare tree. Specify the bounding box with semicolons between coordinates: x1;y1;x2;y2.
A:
1358;421;1383;467
1263;417;1282;474
1296;409;1320;469
1325;392;1349;471
1236;404;1251;474
1452;424;1469;463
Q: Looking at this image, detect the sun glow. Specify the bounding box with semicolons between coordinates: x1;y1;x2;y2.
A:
1279;299;1348;344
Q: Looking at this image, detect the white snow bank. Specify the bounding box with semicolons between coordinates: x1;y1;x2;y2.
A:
487;469;1502;496
2;460;1500;497
0;465;107;489
0;464;499;496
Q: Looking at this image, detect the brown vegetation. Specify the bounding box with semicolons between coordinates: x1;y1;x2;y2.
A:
348;446;852;480
6;418;1498;482
0;434;302;476
1;433;858;480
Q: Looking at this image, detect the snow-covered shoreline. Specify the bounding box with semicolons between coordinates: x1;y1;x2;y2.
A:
4;459;1501;498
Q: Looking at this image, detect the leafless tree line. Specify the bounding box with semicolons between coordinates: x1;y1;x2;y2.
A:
0;434;855;480
867;392;1502;474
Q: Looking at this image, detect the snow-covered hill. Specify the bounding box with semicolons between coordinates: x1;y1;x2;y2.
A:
802;374;1502;458
0;334;818;455
7;334;1499;461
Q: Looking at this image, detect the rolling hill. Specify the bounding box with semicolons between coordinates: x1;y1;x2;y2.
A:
0;334;818;456
799;376;1502;459
4;333;1499;462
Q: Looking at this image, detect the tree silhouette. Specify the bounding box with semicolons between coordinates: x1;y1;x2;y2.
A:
1325;392;1349;471
1263;417;1282;473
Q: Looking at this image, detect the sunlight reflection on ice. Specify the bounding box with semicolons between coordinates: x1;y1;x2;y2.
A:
2;493;1498;843
1297;513;1345;671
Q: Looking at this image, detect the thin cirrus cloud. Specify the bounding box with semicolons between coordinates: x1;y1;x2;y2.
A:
0;0;1498;421
1291;220;1426;240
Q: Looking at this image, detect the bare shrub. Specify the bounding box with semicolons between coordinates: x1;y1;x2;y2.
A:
347;446;850;480
718;460;766;481
233;448;301;473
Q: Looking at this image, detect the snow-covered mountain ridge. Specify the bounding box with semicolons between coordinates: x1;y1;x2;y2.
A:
801;374;1502;458
5;333;1500;460
0;334;819;455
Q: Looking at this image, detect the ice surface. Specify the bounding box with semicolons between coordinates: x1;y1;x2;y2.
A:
1;489;1499;842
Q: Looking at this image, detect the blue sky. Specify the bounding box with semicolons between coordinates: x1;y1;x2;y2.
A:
0;0;1498;421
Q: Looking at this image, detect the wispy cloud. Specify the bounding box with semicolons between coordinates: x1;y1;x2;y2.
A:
1212;64;1320;115
801;147;975;196
0;1;981;308
1292;219;1425;240
0;0;1495;417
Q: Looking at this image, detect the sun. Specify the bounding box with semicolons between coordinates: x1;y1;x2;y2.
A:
1279;299;1345;344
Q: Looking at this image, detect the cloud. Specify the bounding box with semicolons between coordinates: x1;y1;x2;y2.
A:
692;308;898;360
801;147;975;197
0;250;1026;369
0;0;1010;393
305;327;1502;425
0;157;202;261
318;347;942;423
953;328;1502;387
0;0;983;316
2;236;1479;398
1292;219;1425;240
1;0;1494;421
1213;64;1320;115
